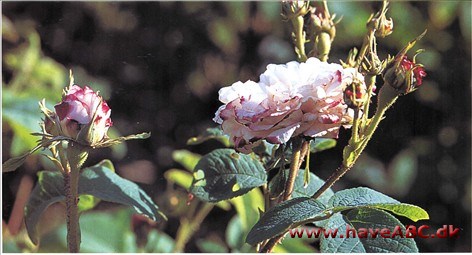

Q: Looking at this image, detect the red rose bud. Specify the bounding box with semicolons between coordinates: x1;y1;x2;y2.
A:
383;55;426;95
54;85;113;145
344;79;367;108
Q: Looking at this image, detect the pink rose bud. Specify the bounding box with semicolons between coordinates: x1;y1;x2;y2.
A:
54;85;113;145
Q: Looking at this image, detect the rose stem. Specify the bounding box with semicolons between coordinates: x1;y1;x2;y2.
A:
65;166;80;252
259;140;309;253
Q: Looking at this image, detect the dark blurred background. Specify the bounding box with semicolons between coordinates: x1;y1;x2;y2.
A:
2;1;471;252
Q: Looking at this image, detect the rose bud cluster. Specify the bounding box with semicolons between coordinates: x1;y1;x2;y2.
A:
383;55;426;95
214;57;366;153
53;85;113;146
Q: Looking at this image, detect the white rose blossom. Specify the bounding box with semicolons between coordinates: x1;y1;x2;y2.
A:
214;57;365;153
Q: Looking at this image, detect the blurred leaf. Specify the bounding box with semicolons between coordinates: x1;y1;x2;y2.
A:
165;168;193;190
276;234;316;253
459;1;471;43
2;90;45;156
172;150;201;171
208;19;238;54
25;170;66;245
122;232;138;253
388;149;417;196
190;149;267;202
226;215;246;249
107;127;128;160
246;197;326;245
36;209;136;252
144;229;175;253
229;187;264;232
196;239;228;253
429;1;459;30
320;208;418;252
187;127;231;147
310;138;337;153
25;160;165;244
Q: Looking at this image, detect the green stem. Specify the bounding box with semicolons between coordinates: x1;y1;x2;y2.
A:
317;32;331;62
291;16;307;62
173;203;214;252
362;74;377;124
351;109;361;143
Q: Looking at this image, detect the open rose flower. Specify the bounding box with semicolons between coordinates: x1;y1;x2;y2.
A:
54;85;113;145
214;57;365;153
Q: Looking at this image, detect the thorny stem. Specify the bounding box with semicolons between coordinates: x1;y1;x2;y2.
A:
282;140;304;201
64;143;88;253
259;140;308;253
173;203;214;252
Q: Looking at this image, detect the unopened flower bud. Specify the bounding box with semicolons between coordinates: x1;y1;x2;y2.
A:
54;85;113;146
383;55;426;95
309;6;336;40
367;2;393;38
344;78;367;108
282;1;310;21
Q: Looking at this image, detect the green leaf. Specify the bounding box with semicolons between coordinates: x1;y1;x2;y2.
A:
187;127;231;147
25;170;66;245
172;150;201;171
77;194;100;213
36;208;137;252
275;234;317;253
78;160;165;221
246;197;326;245
320;208;418;253
25;160;165;245
369;204;429;222
190;149;267;202
144;229;175;253
229;187;264;232
310;138;337;153
328;187;429;222
226;215;246;249
329;187;399;209
196;239;228;253
164;169;193;190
